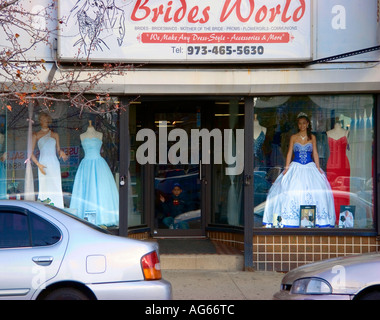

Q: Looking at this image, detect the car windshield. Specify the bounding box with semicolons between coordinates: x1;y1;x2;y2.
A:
42;204;111;235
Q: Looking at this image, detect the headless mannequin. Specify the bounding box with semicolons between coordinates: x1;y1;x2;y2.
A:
80;120;103;141
326;120;349;140
254;113;267;139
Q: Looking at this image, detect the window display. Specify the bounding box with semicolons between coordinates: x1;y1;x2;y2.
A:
262;112;335;228
0;93;376;234
254;95;375;230
2;99;120;231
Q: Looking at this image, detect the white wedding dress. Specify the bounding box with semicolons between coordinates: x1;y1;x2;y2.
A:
37;131;64;208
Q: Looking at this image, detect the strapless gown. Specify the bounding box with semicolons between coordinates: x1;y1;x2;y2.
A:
263;142;335;227
326;136;350;223
70;137;119;226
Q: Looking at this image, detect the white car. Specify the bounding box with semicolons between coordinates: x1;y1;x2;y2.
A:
0;200;172;300
274;252;380;300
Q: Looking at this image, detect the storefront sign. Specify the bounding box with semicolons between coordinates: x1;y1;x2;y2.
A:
316;0;380;61
58;0;311;63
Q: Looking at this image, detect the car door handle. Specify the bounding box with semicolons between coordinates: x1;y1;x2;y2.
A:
32;256;53;266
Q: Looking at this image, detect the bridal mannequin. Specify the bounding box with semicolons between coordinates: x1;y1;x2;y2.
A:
254;113;267;139
70;120;118;226
254;113;267;168
326;118;350;223
326;121;349;140
80;120;103;141
30;112;68;208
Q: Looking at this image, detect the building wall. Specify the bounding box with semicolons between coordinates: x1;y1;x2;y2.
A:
207;231;380;272
253;235;380;272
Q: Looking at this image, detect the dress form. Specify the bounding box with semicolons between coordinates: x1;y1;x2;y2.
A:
30;113;67;208
326;121;350;223
254;114;267;139
80;121;103;141
70;120;118;226
327;122;349;140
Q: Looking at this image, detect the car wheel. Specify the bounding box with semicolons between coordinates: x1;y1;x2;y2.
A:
357;290;380;300
43;288;90;300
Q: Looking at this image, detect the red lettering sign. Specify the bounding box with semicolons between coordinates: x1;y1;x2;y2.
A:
220;0;306;23
131;0;306;24
131;0;210;24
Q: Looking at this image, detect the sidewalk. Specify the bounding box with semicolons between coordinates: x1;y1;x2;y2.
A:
162;269;284;300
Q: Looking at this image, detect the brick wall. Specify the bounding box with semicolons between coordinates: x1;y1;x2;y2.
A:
208;231;380;272
255;235;380;272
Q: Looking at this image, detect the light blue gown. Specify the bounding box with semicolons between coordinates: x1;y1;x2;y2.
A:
70;137;119;226
263;142;335;228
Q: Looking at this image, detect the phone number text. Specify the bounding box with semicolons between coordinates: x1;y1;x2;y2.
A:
187;45;264;56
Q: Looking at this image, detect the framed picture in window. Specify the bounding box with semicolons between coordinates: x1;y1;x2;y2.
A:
339;205;355;228
299;205;316;228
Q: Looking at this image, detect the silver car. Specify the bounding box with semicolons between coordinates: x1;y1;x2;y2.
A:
0;200;172;300
274;252;380;300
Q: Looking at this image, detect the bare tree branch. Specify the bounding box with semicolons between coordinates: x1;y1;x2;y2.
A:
0;0;137;113
0;0;19;11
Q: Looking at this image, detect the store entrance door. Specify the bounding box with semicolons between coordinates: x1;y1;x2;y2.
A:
143;100;210;237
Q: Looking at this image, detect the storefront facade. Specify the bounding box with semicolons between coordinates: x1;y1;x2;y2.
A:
1;0;380;271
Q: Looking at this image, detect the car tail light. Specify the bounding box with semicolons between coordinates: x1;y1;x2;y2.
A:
141;251;162;280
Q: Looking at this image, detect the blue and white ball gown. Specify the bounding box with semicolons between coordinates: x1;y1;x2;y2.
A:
37;131;64;208
70;137;119;226
263;142;335;228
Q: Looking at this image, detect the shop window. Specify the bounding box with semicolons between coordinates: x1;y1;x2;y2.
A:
128;102;145;227
1;98;120;232
211;99;245;227
253;95;375;230
29;212;61;246
0;212;29;248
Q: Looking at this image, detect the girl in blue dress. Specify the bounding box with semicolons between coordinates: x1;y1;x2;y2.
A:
263;113;335;228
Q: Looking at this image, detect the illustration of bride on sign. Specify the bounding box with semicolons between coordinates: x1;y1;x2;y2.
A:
67;0;126;54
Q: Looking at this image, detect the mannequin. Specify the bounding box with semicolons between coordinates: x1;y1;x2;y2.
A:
326;120;349;140
326;119;350;223
70;120;119;226
253;113;267;139
80;121;103;141
254;114;266;168
30;112;68;208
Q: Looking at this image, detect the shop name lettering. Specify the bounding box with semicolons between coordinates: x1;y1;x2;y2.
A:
136;124;244;176
131;0;306;24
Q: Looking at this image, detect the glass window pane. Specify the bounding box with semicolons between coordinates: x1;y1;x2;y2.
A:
30;213;61;246
128;103;144;227
0;212;29;248
4;98;120;232
211;99;244;226
153;110;201;230
253;95;375;230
